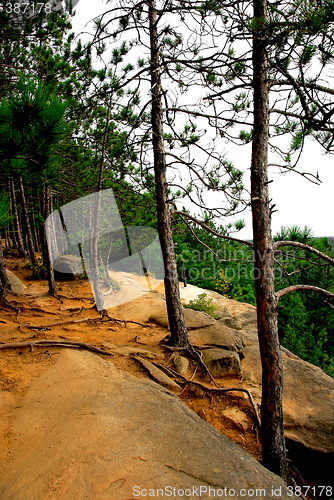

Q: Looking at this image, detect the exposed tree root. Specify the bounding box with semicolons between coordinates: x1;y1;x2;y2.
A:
57;294;95;302
152;361;261;429
25;317;101;330
21;314;153;332
186;344;220;387
103;310;153;328
0;298;20;312
0;339;113;356
163;342;219;387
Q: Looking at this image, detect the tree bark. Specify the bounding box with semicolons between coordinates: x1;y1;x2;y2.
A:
10;179;26;258
40;186;48;266
32;212;40;252
44;185;57;297
18;176;37;265
251;0;288;482
149;0;189;347
0;234;10;301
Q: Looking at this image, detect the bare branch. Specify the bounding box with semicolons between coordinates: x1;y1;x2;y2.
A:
274;241;334;265
171;210;253;248
277;285;334;301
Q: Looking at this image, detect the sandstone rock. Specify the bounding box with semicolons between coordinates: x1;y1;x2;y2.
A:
108;282;334;484
212;304;232;320
192;385;206;398
134;355;181;390
218;316;243;330
6;269;26;293
202;347;242;377
173;355;189;376
179;283;211;303
233;308;257;328
189;323;245;358
221;407;250;432
0;349;294;500
183;308;217;328
148;312;169;328
149;307;216;330
108;292;167;323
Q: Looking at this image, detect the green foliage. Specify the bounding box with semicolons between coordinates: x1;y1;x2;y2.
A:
279;293;323;364
209;269;231;297
184;293;219;319
0;193;14;229
25;262;48;280
173;217;256;305
0;76;68;177
175;220;334;378
275;226;334;378
239;129;253;144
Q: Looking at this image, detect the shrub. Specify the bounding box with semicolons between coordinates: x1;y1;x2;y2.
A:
184;293;218;319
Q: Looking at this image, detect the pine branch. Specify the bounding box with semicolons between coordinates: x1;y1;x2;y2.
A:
274;240;334;265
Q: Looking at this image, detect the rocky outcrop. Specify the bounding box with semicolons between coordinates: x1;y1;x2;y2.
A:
0;349;294;500
149;306;216;330
182;286;334;485
173;354;189;376
117;282;334;485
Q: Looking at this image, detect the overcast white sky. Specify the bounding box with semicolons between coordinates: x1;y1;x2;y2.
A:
69;0;334;240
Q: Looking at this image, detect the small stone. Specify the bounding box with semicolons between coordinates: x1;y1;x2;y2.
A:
6;270;26;293
192;386;205;398
173;355;189;377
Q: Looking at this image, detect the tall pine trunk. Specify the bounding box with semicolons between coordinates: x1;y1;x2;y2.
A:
149;0;189;347
43;185;57;297
251;0;288;482
32;212;40;253
18;176;37;265
0;234;10;300
10;179;26;258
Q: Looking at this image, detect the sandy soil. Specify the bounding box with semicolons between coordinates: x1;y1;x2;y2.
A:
0;254;262;474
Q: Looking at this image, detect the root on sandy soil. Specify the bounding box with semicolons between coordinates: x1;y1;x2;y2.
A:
152;361;261;430
0;339;113;357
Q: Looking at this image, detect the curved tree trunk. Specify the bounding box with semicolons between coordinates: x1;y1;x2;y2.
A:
149;0;189;347
251;0;288;482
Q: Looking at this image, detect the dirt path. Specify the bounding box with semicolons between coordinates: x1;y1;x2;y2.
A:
0;254;262;474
